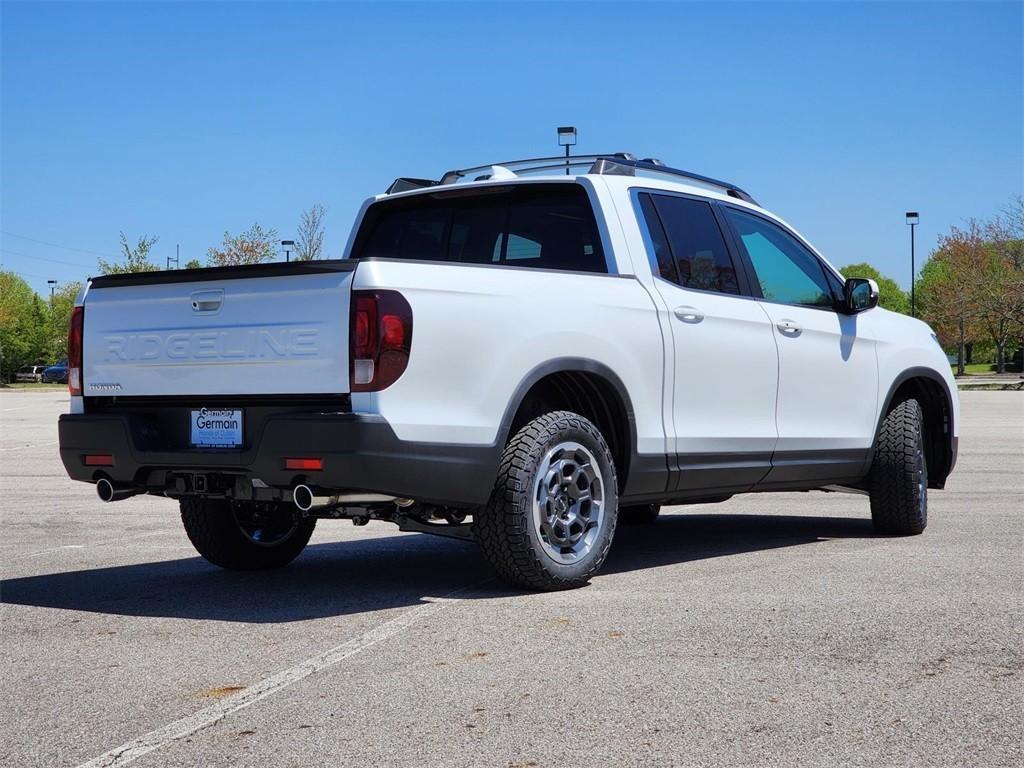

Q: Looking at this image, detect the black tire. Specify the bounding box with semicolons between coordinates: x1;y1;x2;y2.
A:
619;503;660;525
180;498;316;570
868;397;928;535
474;411;619;591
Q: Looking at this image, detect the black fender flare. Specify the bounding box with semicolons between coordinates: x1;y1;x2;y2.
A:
494;357;641;476
868;365;957;482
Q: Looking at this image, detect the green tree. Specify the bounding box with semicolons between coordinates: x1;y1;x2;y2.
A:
207;223;278;266
981;198;1024;372
184;259;203;270
917;204;1024;374
44;282;82;361
917;223;988;376
0;272;48;380
98;232;160;274
838;262;910;314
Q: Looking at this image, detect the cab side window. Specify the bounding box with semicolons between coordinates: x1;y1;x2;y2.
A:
639;193;740;294
638;193;678;283
724;208;834;308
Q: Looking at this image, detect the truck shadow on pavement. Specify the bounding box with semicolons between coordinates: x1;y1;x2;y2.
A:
1;513;878;623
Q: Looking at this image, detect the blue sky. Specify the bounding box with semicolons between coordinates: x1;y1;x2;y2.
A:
2;1;1021;297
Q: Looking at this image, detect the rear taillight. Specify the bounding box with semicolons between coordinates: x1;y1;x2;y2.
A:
68;306;84;396
350;290;412;392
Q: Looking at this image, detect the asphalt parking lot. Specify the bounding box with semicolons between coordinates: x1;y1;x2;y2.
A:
1;389;1021;767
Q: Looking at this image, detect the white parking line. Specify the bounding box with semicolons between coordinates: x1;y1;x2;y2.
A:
76;587;473;768
0;442;58;454
4;531;171;562
23;544;86;556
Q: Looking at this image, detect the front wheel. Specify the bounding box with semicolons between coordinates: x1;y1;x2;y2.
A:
181;498;316;570
474;411;619;591
868;397;928;535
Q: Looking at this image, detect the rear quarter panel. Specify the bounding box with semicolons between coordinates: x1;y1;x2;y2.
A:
351;260;667;454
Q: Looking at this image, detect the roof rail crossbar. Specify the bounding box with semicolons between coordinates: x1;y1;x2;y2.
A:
588;157;758;204
631;159;757;204
437;153;636;185
493;159;616;176
385;153;758;205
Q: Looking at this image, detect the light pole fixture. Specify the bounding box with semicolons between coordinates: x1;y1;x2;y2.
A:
557;126;577;175
906;211;919;317
167;244;180;271
47;279;57;300
281;240;295;263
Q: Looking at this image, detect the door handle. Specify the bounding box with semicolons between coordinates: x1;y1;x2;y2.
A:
673;306;704;324
190;289;224;313
776;319;801;336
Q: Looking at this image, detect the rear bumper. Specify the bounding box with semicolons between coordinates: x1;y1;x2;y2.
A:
58;411;497;507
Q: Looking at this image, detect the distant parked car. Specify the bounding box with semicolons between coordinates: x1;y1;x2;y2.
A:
42;360;68;384
15;365;46;383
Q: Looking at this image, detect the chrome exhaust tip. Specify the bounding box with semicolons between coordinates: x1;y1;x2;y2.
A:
291;484;413;513
96;478;137;503
293;484;315;512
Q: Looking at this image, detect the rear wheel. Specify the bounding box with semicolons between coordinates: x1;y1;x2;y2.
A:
868;397;928;535
474;411;618;591
181;498;316;570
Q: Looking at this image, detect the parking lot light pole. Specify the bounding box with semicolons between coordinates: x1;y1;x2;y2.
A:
905;211;919;317
47;280;57;301
557;126;577;175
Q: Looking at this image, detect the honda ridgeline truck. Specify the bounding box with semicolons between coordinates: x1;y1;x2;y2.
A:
58;153;959;590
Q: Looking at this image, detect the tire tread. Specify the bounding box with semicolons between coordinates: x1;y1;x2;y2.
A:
180;498;315;570
869;397;928;535
474;411;618;591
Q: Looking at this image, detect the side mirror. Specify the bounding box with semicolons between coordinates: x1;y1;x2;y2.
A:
843;277;879;314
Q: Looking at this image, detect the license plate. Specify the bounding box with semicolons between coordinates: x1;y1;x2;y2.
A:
190;408;243;448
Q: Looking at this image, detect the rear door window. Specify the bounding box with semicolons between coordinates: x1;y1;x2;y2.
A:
353;185;607;273
638;193;740;294
637;193;679;283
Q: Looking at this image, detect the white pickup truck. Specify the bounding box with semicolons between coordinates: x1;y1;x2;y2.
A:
59;153;959;590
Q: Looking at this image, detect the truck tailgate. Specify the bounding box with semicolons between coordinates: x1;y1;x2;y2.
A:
82;264;354;396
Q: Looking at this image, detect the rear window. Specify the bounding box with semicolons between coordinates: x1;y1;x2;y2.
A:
352;184;607;273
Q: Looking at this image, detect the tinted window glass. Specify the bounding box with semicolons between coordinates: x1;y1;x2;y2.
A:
823;266;844;300
358;205;450;261
504;234;541;261
448;202;504;264
649;195;739;294
638;193;678;283
353;185;606;273
725;208;833;308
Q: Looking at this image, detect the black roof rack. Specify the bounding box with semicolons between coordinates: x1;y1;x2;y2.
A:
384;153;758;205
